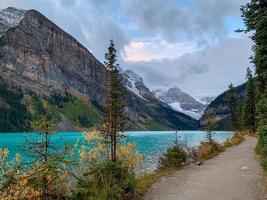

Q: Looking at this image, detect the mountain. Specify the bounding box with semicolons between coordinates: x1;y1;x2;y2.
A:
200;83;246;130
0;7;198;132
153;87;206;120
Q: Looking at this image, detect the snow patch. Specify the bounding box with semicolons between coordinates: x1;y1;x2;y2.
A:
169;102;202;120
126;78;147;101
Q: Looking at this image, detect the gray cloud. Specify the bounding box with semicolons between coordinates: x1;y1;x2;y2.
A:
125;35;253;96
0;0;253;96
122;0;248;43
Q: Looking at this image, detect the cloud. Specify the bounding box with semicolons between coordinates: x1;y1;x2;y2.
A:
122;0;248;43
0;0;252;97
125;35;253;96
122;38;197;62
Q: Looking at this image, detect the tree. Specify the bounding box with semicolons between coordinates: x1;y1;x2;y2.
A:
243;67;256;132
240;0;267;158
205;114;216;143
226;84;241;130
24;111;75;199
102;40;126;162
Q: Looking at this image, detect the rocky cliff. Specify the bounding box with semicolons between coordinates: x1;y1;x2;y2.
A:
0;7;198;131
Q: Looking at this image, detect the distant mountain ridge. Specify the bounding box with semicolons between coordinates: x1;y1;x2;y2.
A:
153;87;207;120
0;7;198;131
200;83;247;130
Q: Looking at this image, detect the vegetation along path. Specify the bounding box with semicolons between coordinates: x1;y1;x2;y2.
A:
144;136;266;200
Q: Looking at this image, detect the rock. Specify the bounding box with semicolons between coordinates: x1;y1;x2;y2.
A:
0;7;199;130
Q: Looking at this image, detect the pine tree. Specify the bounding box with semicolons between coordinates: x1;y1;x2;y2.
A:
24;111;75;199
102;40;126;162
243;67;256;132
240;0;267;156
226;84;241;131
204;112;216;143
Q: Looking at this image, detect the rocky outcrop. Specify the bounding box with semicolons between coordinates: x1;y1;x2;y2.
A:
0;7;198;131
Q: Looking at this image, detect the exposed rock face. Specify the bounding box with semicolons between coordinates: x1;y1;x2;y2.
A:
0;7;198;130
0;7;107;105
122;70;157;102
200;83;246;130
153;87;206;120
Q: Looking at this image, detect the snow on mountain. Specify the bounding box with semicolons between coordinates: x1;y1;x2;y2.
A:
153;87;207;120
169;102;202;119
122;70;150;101
0;7;25;35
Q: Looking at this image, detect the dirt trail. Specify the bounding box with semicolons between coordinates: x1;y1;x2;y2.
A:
145;136;266;200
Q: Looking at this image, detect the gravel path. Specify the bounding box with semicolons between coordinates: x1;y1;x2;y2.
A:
144;136;266;200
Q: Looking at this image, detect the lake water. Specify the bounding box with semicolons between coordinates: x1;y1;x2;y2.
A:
0;131;234;172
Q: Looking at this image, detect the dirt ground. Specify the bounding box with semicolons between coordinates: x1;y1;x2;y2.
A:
144;136;266;200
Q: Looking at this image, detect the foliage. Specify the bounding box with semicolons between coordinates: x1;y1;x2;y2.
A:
72;161;138;200
256;125;267;157
204;114;216;143
197;141;223;162
158;143;187;169
240;0;267;170
226;83;242;130
102;40;127;162
0;81;31;132
51;98;102;128
23;113;75;199
243;68;256;132
223;132;245;148
49;92;73;108
0;149;40;200
78;115;92;128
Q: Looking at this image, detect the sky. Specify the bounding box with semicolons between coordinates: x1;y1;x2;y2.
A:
0;0;253;98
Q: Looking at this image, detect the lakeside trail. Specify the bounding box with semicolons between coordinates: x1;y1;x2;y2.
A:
144;136;266;200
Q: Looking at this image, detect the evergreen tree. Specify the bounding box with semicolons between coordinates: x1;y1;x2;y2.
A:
226;84;241;130
240;0;267;157
102;40;126;162
243;67;256;132
24;110;75;199
204;114;216;143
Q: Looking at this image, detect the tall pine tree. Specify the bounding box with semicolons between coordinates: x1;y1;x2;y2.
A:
226;84;241;131
243;67;256;132
102;40;126;162
241;0;267;156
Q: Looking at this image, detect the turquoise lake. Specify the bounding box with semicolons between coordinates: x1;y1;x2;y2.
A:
0;131;234;172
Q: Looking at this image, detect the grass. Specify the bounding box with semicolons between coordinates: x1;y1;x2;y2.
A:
143;119;170;131
50;99;102;128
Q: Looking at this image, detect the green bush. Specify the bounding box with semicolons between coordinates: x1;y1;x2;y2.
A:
72;161;137;200
256;125;267;156
158;144;187;169
261;158;267;172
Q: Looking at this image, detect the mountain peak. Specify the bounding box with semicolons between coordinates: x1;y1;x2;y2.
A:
123;70;144;84
153;86;206;120
0;7;25;35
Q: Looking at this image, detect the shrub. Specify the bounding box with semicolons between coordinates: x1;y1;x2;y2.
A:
256;125;267;157
261;158;267;172
198;141;223;161
158;144;187;169
72;161;137;200
223;132;244;148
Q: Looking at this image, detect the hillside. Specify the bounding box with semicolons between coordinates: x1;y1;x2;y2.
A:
200;83;246;130
0;7;198;132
